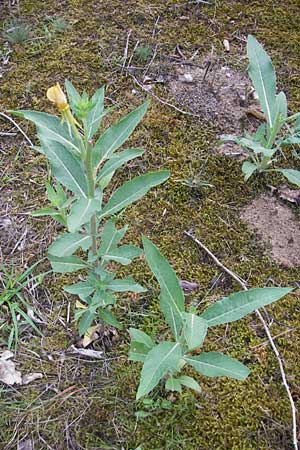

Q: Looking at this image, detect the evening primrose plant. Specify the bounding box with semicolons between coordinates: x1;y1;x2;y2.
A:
223;35;300;187
129;237;292;399
12;82;169;336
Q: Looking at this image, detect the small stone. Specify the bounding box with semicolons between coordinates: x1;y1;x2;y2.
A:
179;73;194;83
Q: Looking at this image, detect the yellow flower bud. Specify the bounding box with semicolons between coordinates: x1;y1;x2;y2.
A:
46;83;69;112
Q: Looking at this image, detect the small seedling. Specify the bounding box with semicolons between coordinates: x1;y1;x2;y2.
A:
223;35;300;187
0;260;46;351
2;19;31;44
12;82;169;337
134;45;152;64
48;16;68;33
129;237;292;399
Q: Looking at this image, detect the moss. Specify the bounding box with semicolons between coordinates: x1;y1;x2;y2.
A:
1;0;300;449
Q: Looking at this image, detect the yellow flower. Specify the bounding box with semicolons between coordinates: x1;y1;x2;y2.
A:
46;83;69;112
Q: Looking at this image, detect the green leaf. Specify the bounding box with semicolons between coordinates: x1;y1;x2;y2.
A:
101;244;142;265
239;138;275;157
247;35;277;129
92;101;149;168
276;169;300;187
136;342;182;400
13;110;82;156
182;313;208;351
67;197;100;232
41;139;88;198
99;171;169;219
129;328;154;349
142;236;184;340
97;308;123;329
64;281;94;298
48;232;91;256
201;287;292;326
185;352;250;380
275;91;287;120
65;79;81;112
281;136;300;145
48;254;87;273
92;290;115;307
86;86;105;140
165;376;182;393
97;148;144;188
107;277;146;293
242;161;257;181
31;207;65;225
98;219;127;256
176;375;201;393
78;310;95;336
129;341;151;362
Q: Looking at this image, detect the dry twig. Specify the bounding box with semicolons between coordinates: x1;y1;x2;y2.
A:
184;230;298;450
0;112;33;147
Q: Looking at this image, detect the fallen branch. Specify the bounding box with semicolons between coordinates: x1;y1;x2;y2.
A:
184;230;298;450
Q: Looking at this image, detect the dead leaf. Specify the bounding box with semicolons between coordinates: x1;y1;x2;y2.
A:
22;372;43;385
0;351;22;385
68;345;103;359
179;280;199;293
278;186;300;205
82;324;103;348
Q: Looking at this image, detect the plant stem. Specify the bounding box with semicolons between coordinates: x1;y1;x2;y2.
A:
85;140;98;258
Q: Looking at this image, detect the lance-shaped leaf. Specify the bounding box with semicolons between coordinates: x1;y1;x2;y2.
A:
65;79;81;112
201;287;292;327
136;342;182;400
99;171;169;219
11;110;82;156
242;161;257;181
97;308;123;329
67;197;100;232
275;91;287;121
185;352;250;380
247;35;277;129
129;341;151;362
40;140;88;198
31;207;66;225
165;376;182;393
129;328;154;349
142;237;184;340
78;310;95;336
64;281;94;298
48;232;91;256
48;254;87;273
276;169;300;187
92;290;115;307
97;148;144;188
100;244;142;265
128;327;154;363
238;137;276;157
107;277;146;293
92;101;149;168
176;375;201;393
98;219;128;256
182;313;208;351
86;86;105;140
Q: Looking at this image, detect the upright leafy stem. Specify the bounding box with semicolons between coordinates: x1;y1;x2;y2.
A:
129;237;292;399
222;35;300;187
12;81;169;336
